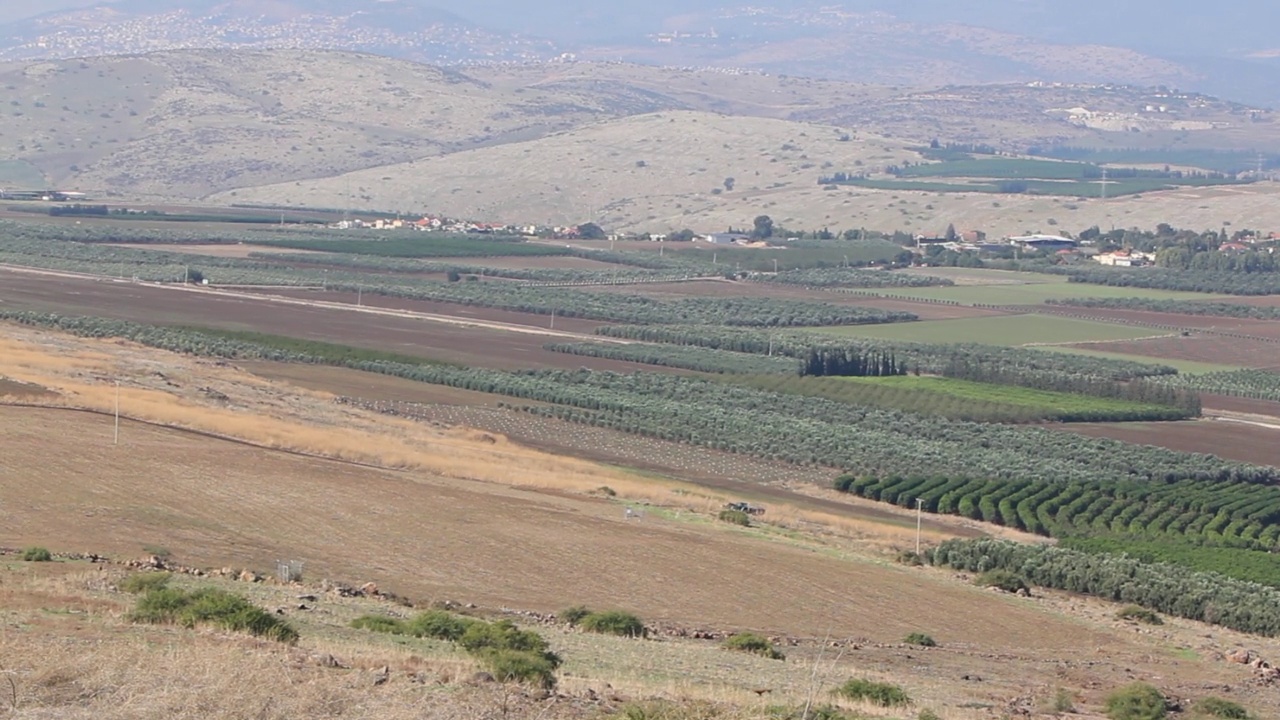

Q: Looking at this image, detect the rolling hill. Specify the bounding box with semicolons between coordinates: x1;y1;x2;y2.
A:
3;49;1280;236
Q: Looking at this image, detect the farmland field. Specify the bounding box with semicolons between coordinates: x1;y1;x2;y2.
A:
1034;345;1242;374
840;375;1182;420
0;269;647;372
814;314;1163;345
864;272;1229;304
1048;419;1280;468
1069;334;1279;369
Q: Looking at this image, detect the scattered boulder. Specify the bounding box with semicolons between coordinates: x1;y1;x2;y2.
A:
311;653;347;669
371;666;390;686
468;672;496;685
1226;649;1255;665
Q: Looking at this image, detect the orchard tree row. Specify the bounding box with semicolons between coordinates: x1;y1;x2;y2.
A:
833;473;1280;546
1046;296;1280;320
930;538;1280;637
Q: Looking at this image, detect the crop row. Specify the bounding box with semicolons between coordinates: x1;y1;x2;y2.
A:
1046;296;1280;319
6;311;1264;489
737;376;1194;423
1050;266;1280;295
251;235;570;258
930;538;1280;637
543;342;800;375
749;267;953;289
249;251;692;283
1156;369;1280;401
833;473;1280;546
0;241;915;327
593;324;1178;380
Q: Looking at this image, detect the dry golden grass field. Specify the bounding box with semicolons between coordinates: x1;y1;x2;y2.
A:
3;322;1280;718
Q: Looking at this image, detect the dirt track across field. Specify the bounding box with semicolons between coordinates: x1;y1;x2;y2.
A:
0;267;644;372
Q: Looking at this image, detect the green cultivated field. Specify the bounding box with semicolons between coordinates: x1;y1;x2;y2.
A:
734;374;1189;422
1035;346;1242;374
874;271;1227;304
847;376;1178;419
815;314;1160;346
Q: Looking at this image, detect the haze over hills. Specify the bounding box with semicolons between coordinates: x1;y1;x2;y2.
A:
4;0;1280;107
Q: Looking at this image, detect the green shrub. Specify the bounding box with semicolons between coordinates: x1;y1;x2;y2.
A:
351;615;407;635
973;569;1029;594
130;587;298;643
119;572;172;594
722;632;785;660
406;610;477;641
903;632;937;647
1192;697;1251;719
560;605;592;626
1104;683;1167;720
917;711;942;720
834;678;911;707
718;509;751;526
1045;687;1076;713
580;610;647;638
478;648;560;689
459;619;553;655
1117;605;1164;625
21;547;52;562
896;550;924;566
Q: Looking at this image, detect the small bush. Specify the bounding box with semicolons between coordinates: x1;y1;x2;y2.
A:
1192;697;1251;719
560;605;592;626
1117;605;1164;625
459;619;553;656
834;678;911;707
718;509;751;526
917;711;942;720
609;700;724;719
581;610;647;638
723;632;785;660
1104;683;1167;720
21;547;52;562
896;550;924;566
407;610;478;641
1045;687;1076;713
141;545;171;558
351;615;407;635
903;632;937;647
478;648;560;689
120;572;172;594
131;587;298;643
973;569;1029;594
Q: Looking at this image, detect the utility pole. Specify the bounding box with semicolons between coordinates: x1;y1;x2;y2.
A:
183;265;189;285
1100;168;1108;201
773;258;779;273
550;309;555;330
114;381;120;446
915;498;924;555
357;286;362;306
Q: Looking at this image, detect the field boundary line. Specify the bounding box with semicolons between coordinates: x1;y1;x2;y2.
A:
0;263;630;344
0;401;398;472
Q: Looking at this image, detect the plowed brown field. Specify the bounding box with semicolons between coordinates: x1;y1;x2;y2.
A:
0;270;638;371
1070;334;1278;367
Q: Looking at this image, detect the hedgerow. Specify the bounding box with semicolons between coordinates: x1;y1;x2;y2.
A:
930;539;1280;636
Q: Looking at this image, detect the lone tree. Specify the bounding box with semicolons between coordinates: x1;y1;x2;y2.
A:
752;215;774;239
723;177;736;191
944;223;958;242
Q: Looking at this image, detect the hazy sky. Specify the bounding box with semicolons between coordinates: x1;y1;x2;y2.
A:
4;1;1277;56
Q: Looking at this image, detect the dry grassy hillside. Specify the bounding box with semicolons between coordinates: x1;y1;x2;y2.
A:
214;111;921;229
0;50;692;197
221;106;1280;235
